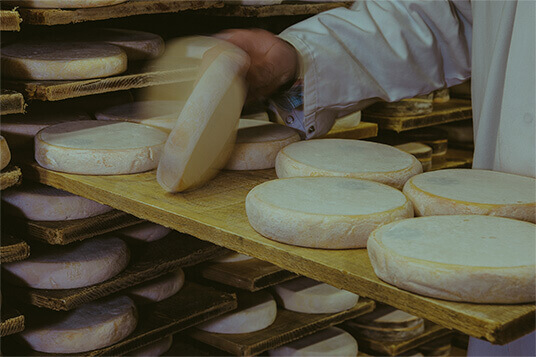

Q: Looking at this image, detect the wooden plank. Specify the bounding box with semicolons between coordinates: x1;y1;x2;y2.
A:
166;335;232;356
198;257;298;291
207;2;351;17
431;149;473;171
0;9;22;31
362;99;472;132
3;233;226;310
323;122;378;140
20;163;536;345
6;210;144;245
0;234;30;264
15;0;224;26
0;90;25;114
0;307;24;337
0;165;22;190
189;299;375;356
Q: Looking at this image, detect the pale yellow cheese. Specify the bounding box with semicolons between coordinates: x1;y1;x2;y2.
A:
246;177;413;249
87;28;165;60
331;111;362;131
128;336;173;357
393;142;432;160
4;0;127;8
1;136;11;170
368;215;536;303
128;269;185;304
118;221;172;242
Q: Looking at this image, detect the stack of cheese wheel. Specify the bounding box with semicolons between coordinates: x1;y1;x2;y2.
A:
403;169;536;222
128;268;185;304
212;250;254;263
368;215;536;303
273;277;358;314
197;291;277;334
364;93;433;117
35;120;168;175
19;295;137;354
275;139;422;189
269;327;358;356
128;335;173;357
347;304;424;341
1;136;11;170
117;221;172;242
3;0;128;8
394;142;433;172
246;177;413;248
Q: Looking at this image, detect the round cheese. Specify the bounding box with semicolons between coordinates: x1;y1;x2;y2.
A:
35;120;167;175
128;269;185;304
197;291;277;334
129;336;173;357
20;296;137;354
331;111;362;131
1;42;127;80
368;215;536;303
274;277;359;314
118;222;172;242
87;28;165;61
1;183;112;221
95;101;185;132
403;169;536;223
276;139;422;189
1;135;11;170
393;142;432;160
212;251;254;263
433;88;450;103
246;177;413;249
269;327;358;357
2;236;129;290
0;111;90;149
365;95;433;117
4;0;127;8
225;123;300;170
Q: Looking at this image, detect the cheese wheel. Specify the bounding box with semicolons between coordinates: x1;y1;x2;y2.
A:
129;336;173;357
197;291;277;334
246;177;413;249
212;251;254;263
269;327;358;357
0;111;90;149
1;136;11;170
95;101;185;132
433;88;450;103
20;296;137;354
86;28;165;61
331;111;362;131
276;139;422;189
394;142;432;160
4;0;127;8
403;169;536;223
118;222;172;242
35;120;167;175
225;123;300;170
365;94;433;117
1;183;112;221
128;269;185;304
368;215;536;303
239;118;271;129
2;237;129;289
273;277;359;314
1;42;127;80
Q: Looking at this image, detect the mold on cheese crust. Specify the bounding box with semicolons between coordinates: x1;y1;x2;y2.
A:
368;215;536;303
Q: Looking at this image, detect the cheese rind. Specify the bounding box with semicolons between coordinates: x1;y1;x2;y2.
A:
403;169;536;223
128;269;185;304
246;177;413;249
1;42;127;80
274;277;359;314
2;237;129;289
118;221;172;242
35;120;167;175
1;183;112;221
368;215;536;303
276;139;422;189
1;136;11;170
128;336;173;357
88;28;165;60
3;0;127;8
20;296;137;353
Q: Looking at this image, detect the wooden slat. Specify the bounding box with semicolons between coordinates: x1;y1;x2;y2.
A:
323;122;378;140
207;2;351;17
0;10;22;31
0;234;30;264
20;163;536;344
362;99;472;132
189;299;375;356
0;165;22;190
14;0;224;26
0;90;25;114
0;307;24;337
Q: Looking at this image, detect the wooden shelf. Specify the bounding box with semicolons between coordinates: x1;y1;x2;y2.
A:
0;165;22;190
0;308;24;337
0;234;30;264
0;10;22;31
1;90;25;115
20;162;535;345
323;122;378;140
206;1;351;17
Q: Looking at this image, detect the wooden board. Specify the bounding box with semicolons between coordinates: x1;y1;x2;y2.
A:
345;320;452;356
166;335;232;356
20;162;536;345
197;257;298;291
0;234;30;263
0;90;25;114
188;299;375;356
362;99;472;132
0;165;22;190
14;0;223;26
431;149;473;171
0;307;24;337
0;10;22;31
6;210;143;245
323;121;378;140
206;2;351;17
3;233;225;311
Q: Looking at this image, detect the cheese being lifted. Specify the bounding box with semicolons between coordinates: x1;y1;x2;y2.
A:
3;0;127;8
276;139;422;189
2;237;129;290
368;215;536;303
274;277;359;314
35;121;167;175
246;177;413;249
1;136;11;170
1;42;127;80
403;169;536;222
128;269;185;304
118;221;172;242
20;296;137;354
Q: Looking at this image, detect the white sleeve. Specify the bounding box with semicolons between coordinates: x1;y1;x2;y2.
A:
279;0;472;138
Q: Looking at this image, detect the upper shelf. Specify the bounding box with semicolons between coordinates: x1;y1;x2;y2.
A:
1;90;26;115
0;9;22;31
21;162;535;345
206;1;352;17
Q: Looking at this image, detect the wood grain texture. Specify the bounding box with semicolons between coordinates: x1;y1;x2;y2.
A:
3;233;226;310
0;90;25;114
323;122;378;140
0;10;22;31
0;234;30;263
0;166;22;190
206;2;352;17
20;162;535;344
0;307;24;337
188;299;375;356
